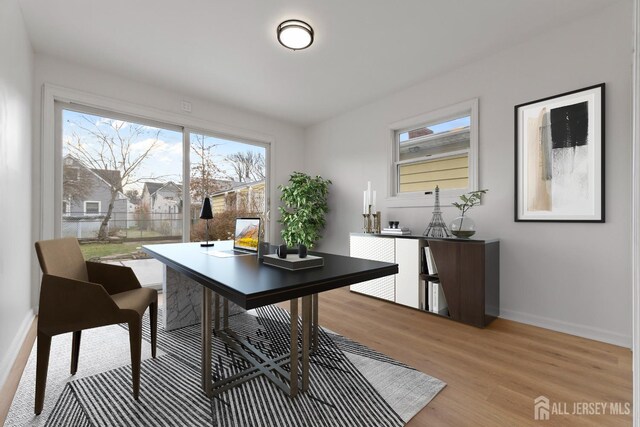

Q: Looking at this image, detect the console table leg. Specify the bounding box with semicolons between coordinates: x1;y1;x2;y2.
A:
201;288;213;397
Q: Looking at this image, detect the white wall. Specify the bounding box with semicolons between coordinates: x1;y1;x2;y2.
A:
0;0;34;388
305;2;633;347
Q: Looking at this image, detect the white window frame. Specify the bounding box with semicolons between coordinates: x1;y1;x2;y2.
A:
387;98;479;207
84;201;101;215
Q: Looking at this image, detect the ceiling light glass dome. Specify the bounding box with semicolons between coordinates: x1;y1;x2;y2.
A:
277;20;314;50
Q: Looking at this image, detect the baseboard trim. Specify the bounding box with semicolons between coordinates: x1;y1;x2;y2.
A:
0;309;35;391
500;308;631;348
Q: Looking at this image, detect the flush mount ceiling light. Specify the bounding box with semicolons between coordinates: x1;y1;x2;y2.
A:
277;19;314;51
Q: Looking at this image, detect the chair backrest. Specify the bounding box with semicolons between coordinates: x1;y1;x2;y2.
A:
35;237;88;282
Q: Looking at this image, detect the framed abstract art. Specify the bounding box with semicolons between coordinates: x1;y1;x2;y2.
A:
514;83;605;222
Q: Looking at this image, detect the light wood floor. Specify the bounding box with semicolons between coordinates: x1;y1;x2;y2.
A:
0;316;36;425
1;289;632;426
279;288;632;426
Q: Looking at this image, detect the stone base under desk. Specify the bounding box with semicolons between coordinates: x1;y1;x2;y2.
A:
163;265;244;331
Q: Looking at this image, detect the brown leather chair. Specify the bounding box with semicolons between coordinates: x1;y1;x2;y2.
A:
34;237;157;415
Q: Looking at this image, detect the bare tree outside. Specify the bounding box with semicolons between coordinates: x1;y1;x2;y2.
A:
225;151;265;183
65;115;168;240
190;134;227;201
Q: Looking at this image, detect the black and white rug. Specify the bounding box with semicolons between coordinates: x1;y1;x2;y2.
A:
5;306;445;426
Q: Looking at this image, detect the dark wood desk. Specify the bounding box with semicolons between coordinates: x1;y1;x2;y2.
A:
143;242;398;398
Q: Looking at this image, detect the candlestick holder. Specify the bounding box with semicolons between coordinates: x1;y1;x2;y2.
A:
362;205;377;233
373;211;381;234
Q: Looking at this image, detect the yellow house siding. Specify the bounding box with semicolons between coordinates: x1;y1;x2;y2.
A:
399;154;468;193
212;195;225;214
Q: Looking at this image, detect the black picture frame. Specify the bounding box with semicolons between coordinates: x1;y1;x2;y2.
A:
514;83;605;222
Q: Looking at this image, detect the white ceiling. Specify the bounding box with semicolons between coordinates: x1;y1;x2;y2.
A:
19;0;619;126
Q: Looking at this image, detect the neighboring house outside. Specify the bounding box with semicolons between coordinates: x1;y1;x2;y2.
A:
62;155;129;238
211;180;265;214
141;181;183;236
189;179;235;219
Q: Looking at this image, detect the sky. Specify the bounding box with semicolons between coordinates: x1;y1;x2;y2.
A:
62;109;265;192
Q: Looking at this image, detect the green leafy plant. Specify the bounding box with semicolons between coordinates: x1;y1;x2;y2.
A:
452;189;488;217
278;172;332;248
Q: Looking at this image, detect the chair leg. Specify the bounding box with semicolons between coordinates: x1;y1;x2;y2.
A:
71;331;81;375
128;318;142;400
150;302;157;359
35;332;52;415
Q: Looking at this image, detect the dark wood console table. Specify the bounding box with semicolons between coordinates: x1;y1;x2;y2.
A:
349;233;499;328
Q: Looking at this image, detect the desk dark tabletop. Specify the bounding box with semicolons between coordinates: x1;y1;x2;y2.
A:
143;242;398;309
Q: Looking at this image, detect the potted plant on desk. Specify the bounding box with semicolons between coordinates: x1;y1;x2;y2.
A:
450;189;488;238
278;172;332;248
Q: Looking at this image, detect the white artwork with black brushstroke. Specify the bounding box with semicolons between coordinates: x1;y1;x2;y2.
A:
517;89;601;220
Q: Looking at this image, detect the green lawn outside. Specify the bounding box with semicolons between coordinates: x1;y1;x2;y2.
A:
80;242;143;260
123;229;165;239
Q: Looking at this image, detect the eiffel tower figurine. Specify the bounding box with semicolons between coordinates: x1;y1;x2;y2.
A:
424;185;451;238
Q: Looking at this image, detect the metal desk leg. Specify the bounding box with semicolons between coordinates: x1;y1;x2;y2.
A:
214;293;220;331
289;298;299;397
312;293;319;352
223;297;229;329
201;288;213;397
301;295;312;392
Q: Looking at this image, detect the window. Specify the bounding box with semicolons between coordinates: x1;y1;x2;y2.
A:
389;99;478;206
84;201;100;215
63;167;79;181
189;131;268;243
50;94;270;264
59;103;184;252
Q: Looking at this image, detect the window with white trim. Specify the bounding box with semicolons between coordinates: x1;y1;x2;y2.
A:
84;201;100;215
390;99;478;205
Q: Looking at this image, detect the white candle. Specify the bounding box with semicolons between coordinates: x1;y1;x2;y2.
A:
373;190;377;208
367;181;372;206
363;190;367;214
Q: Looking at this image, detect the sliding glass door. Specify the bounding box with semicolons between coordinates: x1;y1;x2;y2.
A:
188;131;269;242
54;102;270;288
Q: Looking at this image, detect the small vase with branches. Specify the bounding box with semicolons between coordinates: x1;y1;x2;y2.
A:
450;189;488;238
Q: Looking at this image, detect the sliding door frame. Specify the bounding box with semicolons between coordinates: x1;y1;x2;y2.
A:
633;0;640;425
41;83;275;246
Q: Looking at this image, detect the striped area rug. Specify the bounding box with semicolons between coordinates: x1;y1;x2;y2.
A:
7;306;445;426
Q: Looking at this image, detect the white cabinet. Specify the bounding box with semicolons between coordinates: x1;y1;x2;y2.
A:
349;235;395;301
349;234;422;308
395;238;421;308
